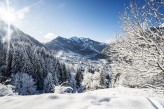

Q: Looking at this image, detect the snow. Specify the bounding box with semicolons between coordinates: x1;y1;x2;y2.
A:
159;23;164;28
89;45;100;53
56;49;110;74
148;98;164;109
0;84;14;96
70;36;81;43
0;87;163;109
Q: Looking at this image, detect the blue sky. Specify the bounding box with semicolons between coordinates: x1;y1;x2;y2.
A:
6;0;130;43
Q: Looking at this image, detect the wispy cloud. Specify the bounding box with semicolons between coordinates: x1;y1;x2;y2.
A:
43;33;57;42
16;7;30;20
15;0;42;20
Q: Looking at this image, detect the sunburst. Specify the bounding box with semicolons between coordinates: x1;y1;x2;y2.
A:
0;0;41;67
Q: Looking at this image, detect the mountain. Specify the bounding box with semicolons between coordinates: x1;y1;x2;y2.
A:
45;36;108;59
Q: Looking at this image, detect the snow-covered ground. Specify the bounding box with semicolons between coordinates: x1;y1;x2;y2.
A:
0;87;164;109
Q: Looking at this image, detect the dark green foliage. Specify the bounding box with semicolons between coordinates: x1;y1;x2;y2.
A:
75;69;83;89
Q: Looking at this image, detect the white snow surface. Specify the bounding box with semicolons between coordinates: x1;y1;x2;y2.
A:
0;87;164;109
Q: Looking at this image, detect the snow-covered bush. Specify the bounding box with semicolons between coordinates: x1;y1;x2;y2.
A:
0;83;14;96
12;73;36;95
82;73;92;90
82;71;106;90
54;85;73;94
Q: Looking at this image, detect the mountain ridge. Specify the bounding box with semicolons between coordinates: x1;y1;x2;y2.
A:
45;36;108;59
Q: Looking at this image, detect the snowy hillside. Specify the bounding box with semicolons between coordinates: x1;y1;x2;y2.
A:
0;87;164;109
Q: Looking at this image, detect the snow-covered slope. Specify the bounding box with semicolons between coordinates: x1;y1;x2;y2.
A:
45;36;108;59
0;87;164;109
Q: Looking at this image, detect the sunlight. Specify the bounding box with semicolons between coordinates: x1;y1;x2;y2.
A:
0;0;41;24
0;0;42;66
5;0;12;66
2;9;16;23
0;0;40;61
0;0;16;23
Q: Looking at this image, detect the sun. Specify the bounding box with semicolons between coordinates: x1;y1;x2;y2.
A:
0;0;41;24
2;10;16;23
0;1;16;23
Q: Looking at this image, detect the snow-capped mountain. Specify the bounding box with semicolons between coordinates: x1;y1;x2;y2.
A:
45;36;108;59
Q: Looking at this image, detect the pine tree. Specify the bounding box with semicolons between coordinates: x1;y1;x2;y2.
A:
75;69;83;89
43;73;54;93
99;72;105;88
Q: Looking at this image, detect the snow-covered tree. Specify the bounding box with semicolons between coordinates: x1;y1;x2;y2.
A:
109;0;164;88
82;70;107;90
12;73;36;95
99;72;106;88
82;72;93;90
75;68;83;89
43;73;54;93
66;66;76;91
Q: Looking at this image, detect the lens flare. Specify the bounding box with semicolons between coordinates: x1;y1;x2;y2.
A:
4;10;16;23
0;0;42;66
0;1;16;23
6;0;11;66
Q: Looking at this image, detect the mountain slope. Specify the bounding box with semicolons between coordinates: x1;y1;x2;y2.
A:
45;36;108;59
0;20;74;93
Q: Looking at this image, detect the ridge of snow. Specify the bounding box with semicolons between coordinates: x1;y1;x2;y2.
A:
89;45;100;53
69;36;81;43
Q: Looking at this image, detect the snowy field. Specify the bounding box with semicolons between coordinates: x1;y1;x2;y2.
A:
0;87;164;109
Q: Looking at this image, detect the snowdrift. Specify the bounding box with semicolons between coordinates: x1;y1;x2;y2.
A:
0;87;163;109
